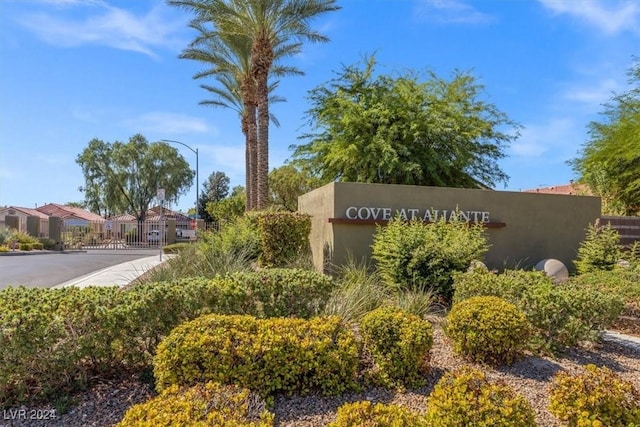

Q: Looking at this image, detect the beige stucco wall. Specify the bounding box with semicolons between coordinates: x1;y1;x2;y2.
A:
298;182;601;273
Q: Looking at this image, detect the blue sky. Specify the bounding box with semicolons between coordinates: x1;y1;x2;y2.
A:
1;0;638;213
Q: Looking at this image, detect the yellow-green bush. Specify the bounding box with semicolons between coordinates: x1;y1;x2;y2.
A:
162;242;190;254
153;314;360;399
549;365;640;427
228;268;337;318
328;401;429;426
453;269;624;354
426;367;536;426
117;381;274;427
371;216;488;300
446;296;529;365
255;211;311;267
359;306;433;389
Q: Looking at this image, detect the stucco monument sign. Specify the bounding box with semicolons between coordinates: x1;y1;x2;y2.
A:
298;182;601;273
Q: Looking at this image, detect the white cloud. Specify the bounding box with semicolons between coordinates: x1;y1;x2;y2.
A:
510;118;575;158
199;144;246;177
124;112;212;134
538;0;640;35
16;1;187;57
564;78;620;106
413;0;494;25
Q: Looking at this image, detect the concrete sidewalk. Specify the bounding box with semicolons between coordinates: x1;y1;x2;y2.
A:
52;255;170;289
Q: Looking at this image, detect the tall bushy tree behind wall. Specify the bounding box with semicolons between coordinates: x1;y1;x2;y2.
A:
570;58;640;216
292;55;520;189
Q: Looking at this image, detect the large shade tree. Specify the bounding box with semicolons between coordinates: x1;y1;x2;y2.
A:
292;56;520;188
268;164;323;211
570;59;640;216
76;134;195;221
169;0;339;209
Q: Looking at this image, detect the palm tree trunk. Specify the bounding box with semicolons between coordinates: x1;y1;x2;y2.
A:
254;37;273;210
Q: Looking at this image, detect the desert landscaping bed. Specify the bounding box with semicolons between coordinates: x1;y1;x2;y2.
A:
5;326;638;427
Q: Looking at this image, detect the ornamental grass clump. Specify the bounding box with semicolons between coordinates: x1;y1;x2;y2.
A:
117;381;274;427
425;367;537;427
328;401;429;426
548;364;640;427
359;306;433;389
446;296;530;365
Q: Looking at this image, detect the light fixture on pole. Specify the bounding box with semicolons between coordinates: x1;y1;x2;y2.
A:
160;139;199;220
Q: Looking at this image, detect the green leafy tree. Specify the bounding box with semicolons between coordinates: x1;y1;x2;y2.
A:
268;164;323;211
206;185;246;224
198;171;230;222
76;134;195;221
570;58;640;216
292;55;519;188
169;0;339;209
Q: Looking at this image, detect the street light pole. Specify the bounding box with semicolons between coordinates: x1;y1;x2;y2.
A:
160;139;199;220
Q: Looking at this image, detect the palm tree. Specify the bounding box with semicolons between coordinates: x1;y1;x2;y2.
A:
180;26;292;210
169;0;339;209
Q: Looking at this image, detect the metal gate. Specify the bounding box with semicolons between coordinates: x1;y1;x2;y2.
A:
61;219;168;250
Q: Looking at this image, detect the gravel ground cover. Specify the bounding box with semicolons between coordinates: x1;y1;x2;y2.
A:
3;326;638;427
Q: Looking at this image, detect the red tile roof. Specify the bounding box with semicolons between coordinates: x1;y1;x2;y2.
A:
36;203;105;222
524;183;592;196
1;206;50;220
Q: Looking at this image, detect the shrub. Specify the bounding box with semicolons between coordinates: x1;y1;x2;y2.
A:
153;314;360;399
211;214;261;260
0;286;126;406
575;221;621;274
39;238;57;250
549;365;640;426
255;211;311;267
371;216;488;300
0;246;8;252
329;401;428;426
18;243;32;251
162;242;190;254
227;268;336;318
117;381;274;427
446;296;529;365
31;242;44;250
453;269;624;354
425;367;537;427
359;307;433;389
569;269;640;315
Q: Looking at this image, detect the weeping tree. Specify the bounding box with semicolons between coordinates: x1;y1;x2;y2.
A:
570;58;640;216
292;56;519;188
76;134;195;221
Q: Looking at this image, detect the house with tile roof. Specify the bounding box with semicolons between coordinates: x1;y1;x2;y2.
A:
523;182;592;196
0;206;51;236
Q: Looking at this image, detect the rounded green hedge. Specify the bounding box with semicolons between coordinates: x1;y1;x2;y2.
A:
360;306;433;389
117;381;274;426
426;367;536;426
446;296;529;365
328;401;428;426
153;314;360;399
549;364;640;426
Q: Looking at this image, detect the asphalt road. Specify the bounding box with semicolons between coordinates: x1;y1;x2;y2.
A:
0;249;159;290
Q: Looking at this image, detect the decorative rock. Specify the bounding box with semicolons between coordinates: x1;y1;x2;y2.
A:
535;259;569;283
467;260;488;272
